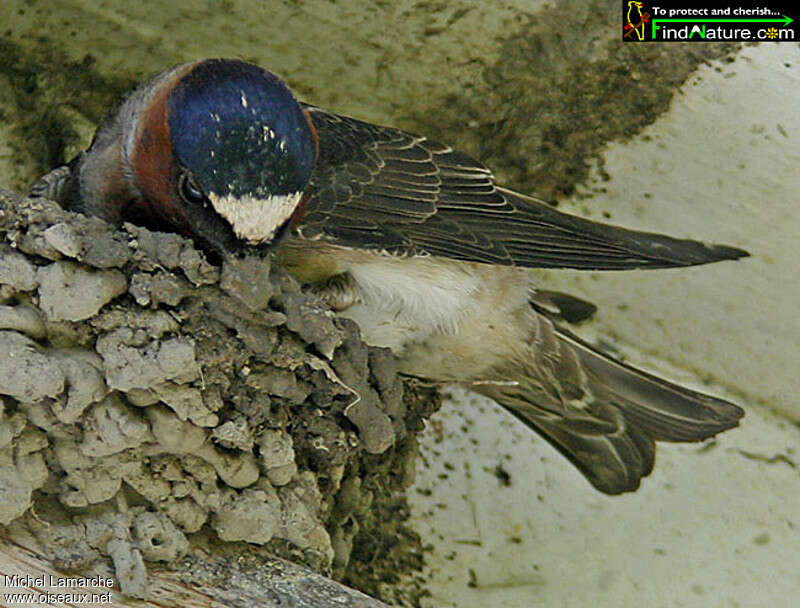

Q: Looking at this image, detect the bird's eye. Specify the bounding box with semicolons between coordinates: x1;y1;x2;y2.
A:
179;172;205;205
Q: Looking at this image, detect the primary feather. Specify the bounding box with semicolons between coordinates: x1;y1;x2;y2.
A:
299;106;748;269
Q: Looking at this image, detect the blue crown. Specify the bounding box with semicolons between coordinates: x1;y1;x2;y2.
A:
167;59;316;198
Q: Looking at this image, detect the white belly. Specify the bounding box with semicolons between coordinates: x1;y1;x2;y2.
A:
338;256;479;350
337;255;537;381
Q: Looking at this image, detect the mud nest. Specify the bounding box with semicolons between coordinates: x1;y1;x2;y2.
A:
0;188;440;603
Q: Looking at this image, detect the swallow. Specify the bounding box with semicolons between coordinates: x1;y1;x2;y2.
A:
31;58;748;494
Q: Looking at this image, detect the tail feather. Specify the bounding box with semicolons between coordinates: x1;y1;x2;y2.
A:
512;408;656;494
473;316;744;495
558;327;744;441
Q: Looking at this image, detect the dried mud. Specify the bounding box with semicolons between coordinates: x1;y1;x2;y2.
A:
0;188;440;603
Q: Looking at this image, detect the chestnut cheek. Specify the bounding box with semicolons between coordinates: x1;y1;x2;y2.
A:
290;196;307;230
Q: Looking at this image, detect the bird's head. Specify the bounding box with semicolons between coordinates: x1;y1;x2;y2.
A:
59;59;318;253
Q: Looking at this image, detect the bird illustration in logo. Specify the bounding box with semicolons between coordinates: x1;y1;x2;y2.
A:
625;1;648;40
31;59;747;495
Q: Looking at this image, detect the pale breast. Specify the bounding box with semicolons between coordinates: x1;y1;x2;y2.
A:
278;237;537;380
338;255;484;352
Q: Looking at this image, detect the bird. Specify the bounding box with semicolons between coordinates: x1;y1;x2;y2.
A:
31;58;747;495
625;1;646;41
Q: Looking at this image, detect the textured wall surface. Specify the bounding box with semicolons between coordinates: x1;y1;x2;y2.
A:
0;189;436;605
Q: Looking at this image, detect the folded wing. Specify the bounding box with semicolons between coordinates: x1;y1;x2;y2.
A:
301;105;748;269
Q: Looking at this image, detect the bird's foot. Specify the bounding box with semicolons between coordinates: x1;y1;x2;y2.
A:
307;272;362;311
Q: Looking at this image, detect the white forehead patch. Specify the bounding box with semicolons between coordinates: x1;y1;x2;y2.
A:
208;191;302;245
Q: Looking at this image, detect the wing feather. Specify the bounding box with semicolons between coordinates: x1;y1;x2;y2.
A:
300;105;748;269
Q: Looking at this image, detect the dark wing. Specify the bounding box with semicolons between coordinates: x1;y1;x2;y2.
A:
300;105;748;270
